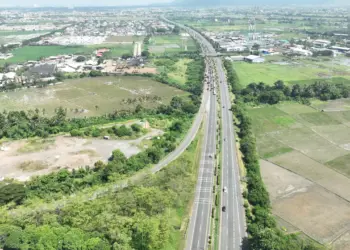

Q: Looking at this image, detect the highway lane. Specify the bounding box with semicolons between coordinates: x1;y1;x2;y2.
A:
163;16;246;249
217;58;246;250
185;59;217;250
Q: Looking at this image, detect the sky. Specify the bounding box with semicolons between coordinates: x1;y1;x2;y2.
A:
0;0;171;7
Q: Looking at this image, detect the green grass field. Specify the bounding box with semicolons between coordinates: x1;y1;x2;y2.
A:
167;58;193;85
0;76;188;118
0;44;133;65
148;35;197;55
233;59;350;87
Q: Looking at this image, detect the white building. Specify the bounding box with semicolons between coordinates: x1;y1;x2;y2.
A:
313;39;331;48
290;47;313;56
244;55;265;63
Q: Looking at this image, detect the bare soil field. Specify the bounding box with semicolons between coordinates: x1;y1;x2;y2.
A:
0;129;162;181
261;160;350;245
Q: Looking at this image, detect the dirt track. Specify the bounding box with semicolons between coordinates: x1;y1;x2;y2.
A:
0;129;162;181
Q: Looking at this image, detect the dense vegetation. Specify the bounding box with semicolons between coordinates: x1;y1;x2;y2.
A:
154;55;205;96
224;60;324;250
240;79;350;105
0;136;201;250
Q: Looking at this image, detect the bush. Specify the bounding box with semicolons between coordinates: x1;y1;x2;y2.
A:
131;123;142;133
114;125;132;137
70;129;84;137
91;128;101;137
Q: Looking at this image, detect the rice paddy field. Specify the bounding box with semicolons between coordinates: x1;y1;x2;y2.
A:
233;57;350;87
0;76;188;118
248;102;350;249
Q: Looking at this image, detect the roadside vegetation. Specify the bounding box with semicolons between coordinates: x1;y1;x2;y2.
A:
240;79;350;105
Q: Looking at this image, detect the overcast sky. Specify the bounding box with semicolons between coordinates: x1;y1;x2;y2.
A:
0;0;171;7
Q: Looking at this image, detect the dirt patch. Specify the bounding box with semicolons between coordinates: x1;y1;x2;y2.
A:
261;159;350;245
17;160;49;172
0;129;162;181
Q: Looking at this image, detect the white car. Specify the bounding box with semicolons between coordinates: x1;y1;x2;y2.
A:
223;186;227;193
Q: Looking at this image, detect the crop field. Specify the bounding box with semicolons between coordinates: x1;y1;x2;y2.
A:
0;44;133;65
0;76;188;118
249;102;350;248
233;58;350;87
261;160;350;245
148;35;197;54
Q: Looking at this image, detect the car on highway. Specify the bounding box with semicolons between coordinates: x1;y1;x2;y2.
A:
223;186;227;193
222;206;226;212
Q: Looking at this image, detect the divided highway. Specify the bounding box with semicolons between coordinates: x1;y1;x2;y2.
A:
163;17;246;249
216;57;246;250
185;59;217;250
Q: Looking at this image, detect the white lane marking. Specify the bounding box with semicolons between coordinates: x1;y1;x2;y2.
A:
223;68;242;247
186;110;210;250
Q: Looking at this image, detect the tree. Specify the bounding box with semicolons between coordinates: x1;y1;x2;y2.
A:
109;150;127;164
170;96;184;109
0;183;26;206
89;70;103;77
121;53;133;60
170;121;183;133
114;125;132;137
173;26;181;34
141;50;150;58
131;123;142;133
75;56;86;62
252;43;260;51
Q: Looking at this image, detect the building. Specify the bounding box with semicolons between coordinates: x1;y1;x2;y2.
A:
330;46;350;53
290;47;313;56
28;64;57;77
244;55;265;63
313;39;331;48
133;42;142;57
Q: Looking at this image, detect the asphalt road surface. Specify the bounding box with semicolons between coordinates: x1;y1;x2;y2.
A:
216;58;246;250
185;59;217;250
163;17;246;250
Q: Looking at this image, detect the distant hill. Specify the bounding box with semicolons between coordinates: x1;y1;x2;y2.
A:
172;0;335;6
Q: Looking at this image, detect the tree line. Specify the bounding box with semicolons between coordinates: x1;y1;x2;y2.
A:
224;60;325;250
240;79;350;105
